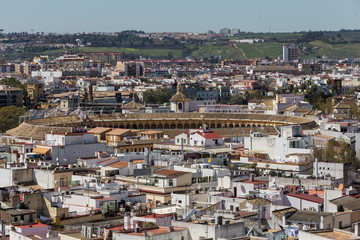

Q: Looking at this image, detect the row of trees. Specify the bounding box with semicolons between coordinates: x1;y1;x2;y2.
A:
42;32;182;48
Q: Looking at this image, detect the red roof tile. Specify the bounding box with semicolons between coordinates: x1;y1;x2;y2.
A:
16;223;50;229
285;192;324;204
240;180;269;185
107;161;129;169
192;131;223;139
154;169;190;178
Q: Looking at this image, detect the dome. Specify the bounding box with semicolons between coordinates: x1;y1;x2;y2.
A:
170;92;191;102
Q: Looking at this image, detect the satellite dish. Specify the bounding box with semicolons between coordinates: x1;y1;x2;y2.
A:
338;184;344;191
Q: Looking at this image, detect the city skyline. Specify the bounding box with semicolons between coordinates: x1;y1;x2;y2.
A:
1;0;360;33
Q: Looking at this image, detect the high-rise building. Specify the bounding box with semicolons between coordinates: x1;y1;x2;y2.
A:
230;28;240;35
220;28;231;34
283;45;299;62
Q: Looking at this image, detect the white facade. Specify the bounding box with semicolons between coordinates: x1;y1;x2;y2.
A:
232;180;269;197
282;193;322;211
315;162;347;179
10;224;51;239
124;213;172;230
244;126;311;160
189;99;216;112
36;133;105;164
170;101;190;113
174;130;224;148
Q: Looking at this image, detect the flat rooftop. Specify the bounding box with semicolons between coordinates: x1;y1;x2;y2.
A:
306;229;358;240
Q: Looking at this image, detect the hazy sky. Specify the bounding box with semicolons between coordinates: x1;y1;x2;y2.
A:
1;0;360;33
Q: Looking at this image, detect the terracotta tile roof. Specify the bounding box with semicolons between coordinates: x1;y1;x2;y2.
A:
88;127;112;134
333;102;351;109
154;169;190;178
195;131;223;139
107;161;129;169
126;227;186;236
98;157;117;165
285;192;324;204
106;129;131;136
292;106;312;113
138;130;164;135
242;197;271;207
240;179;269;185
314;134;335;140
272;207;297;219
170;92;190;102
132;160;146;164
16;223;50;229
237;210;257;217
123;101;145;109
32;147;51;154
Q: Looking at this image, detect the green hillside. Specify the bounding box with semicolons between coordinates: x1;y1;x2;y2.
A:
192;42;284;59
39;40;360;60
305;40;360;59
42;47;183;59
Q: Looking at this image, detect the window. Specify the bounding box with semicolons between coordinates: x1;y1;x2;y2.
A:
60;178;65;187
169;180;174;186
339;221;342;229
177;138;180;143
178;200;182;204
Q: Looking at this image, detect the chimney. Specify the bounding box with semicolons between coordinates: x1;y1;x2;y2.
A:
355;222;360;236
282;215;286;227
257;204;262;234
317;205;322;229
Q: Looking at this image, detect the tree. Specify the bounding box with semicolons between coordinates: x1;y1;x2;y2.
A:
313;140;356;165
0;106;26;133
288;84;294;93
145;222;156;227
143;87;173;104
229;93;246;105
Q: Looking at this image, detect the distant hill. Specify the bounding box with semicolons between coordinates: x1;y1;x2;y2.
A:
2;30;360;60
